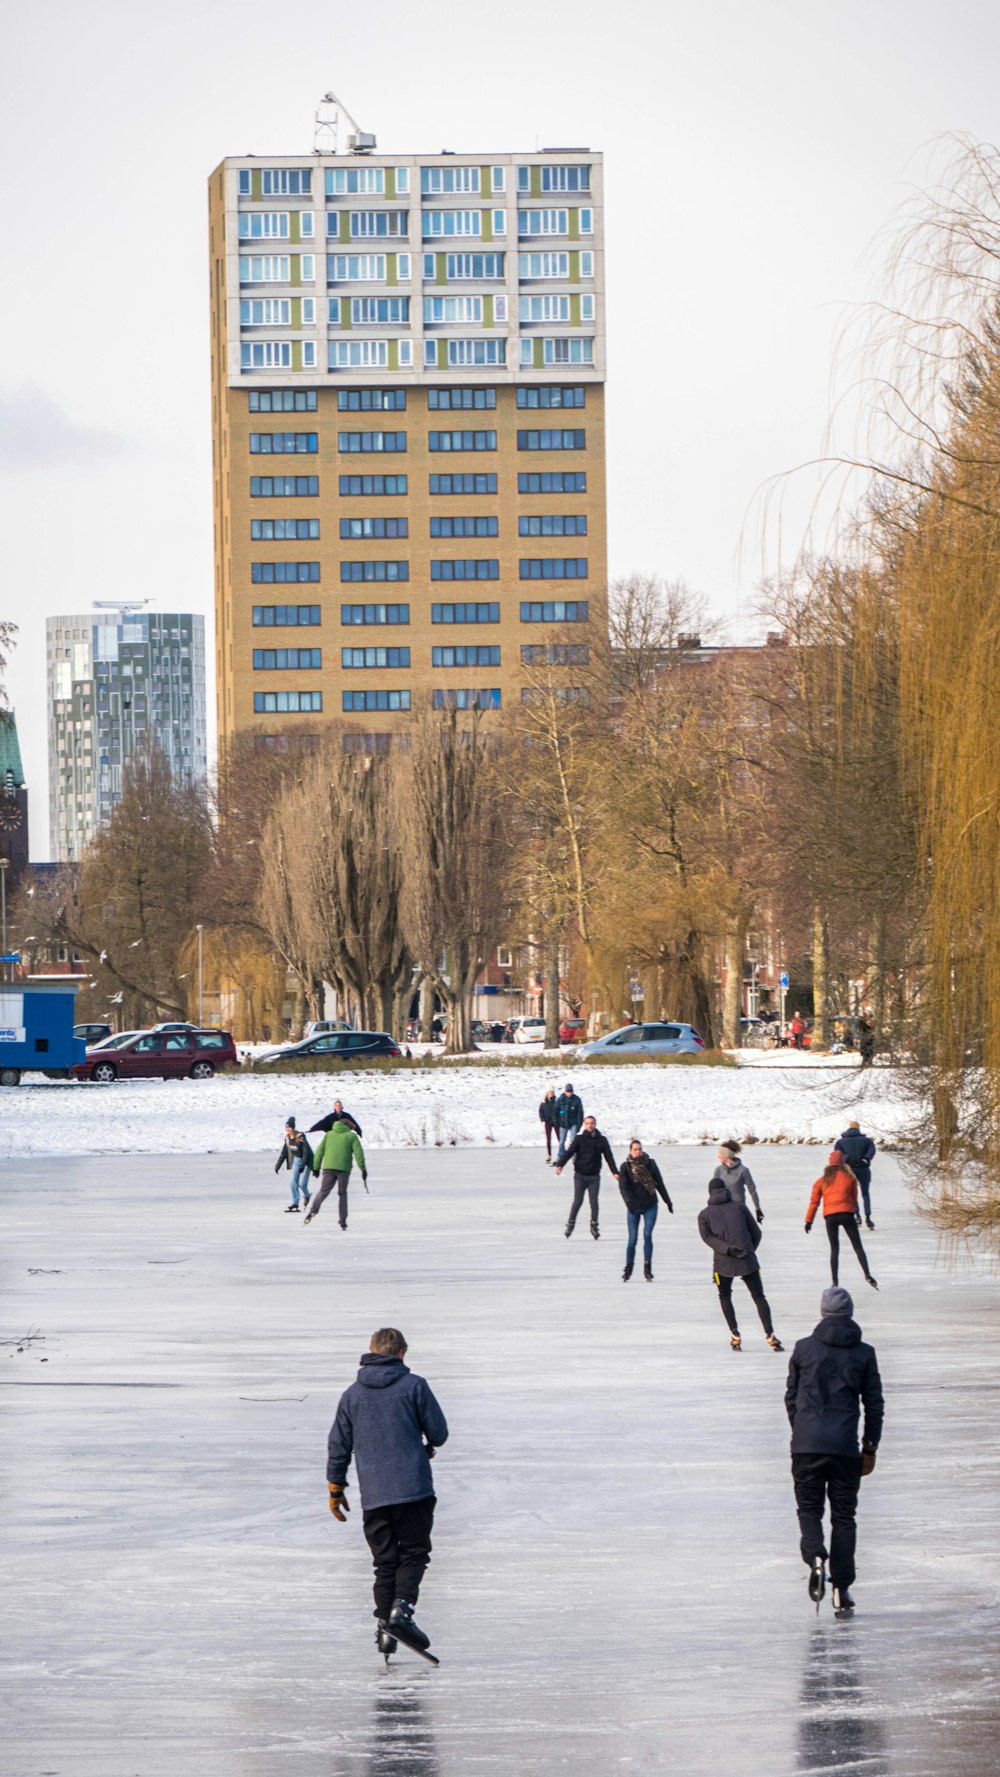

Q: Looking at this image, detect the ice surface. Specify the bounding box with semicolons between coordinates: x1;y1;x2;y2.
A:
2;1144;999;1775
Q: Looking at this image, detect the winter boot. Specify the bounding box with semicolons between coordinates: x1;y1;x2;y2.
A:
376;1622;398;1662
622;1263;633;1281
766;1334;784;1352
590;1221;600;1241
644;1262;653;1282
832;1586;855;1617
388;1598;430;1651
808;1556;826;1606
730;1333;742;1352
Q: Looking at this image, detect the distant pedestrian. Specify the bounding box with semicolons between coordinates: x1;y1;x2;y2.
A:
697;1178;783;1353
309;1098;364;1138
790;1012;806;1050
556;1114;618;1240
618;1139;672;1281
857;1016;876;1068
713;1139;764;1222
836;1120;877;1229
327;1326;449;1662
274;1117;314;1213
307;1118;367;1229
804;1152;878;1291
555;1082;584;1162
785;1286;884;1617
538;1088;560;1164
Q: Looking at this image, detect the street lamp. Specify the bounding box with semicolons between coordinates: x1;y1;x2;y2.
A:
196;924;204;1026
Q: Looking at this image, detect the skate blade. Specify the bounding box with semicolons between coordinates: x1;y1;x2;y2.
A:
391;1626;439;1665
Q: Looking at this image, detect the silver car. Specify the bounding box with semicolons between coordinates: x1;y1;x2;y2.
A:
578;1021;706;1058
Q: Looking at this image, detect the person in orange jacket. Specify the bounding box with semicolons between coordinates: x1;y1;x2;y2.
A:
805;1151;878;1291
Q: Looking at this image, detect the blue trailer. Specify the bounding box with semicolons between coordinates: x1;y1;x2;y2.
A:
0;977;86;1086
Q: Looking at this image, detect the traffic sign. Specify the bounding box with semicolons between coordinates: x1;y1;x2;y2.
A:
778;970;789;989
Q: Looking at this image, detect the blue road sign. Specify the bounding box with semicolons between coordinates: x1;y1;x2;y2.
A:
778;970;789;989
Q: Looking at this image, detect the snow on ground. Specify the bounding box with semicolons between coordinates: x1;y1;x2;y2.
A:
0;1054;913;1157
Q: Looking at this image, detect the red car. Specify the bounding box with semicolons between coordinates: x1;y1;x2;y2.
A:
73;1029;237;1082
558;1017;587;1044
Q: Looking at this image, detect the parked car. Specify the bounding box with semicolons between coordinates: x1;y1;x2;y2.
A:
256;1030;402;1065
513;1017;547;1044
302;1019;354;1038
88;1030;144;1050
577;1021;706;1058
152;1021;200;1033
558;1017;587;1044
74;1023;112;1046
73;1029;237;1082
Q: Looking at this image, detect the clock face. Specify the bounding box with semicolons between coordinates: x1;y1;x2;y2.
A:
0;794;21;832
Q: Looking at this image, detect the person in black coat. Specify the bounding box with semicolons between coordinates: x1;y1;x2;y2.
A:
554;1083;584;1162
555;1114;618;1240
538;1088;560;1164
697;1180;784;1352
837;1120;877;1229
617;1140;672;1281
785;1286;884;1615
309;1098;363;1139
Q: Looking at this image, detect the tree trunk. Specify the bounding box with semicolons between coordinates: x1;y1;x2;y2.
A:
722;922;744;1048
420;975;435;1043
812;907;830;1050
544;930;561;1047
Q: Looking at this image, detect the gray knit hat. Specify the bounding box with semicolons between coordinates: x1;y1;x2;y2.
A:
821;1286;853;1319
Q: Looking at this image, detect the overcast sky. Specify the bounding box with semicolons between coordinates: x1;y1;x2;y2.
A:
2;0;997;856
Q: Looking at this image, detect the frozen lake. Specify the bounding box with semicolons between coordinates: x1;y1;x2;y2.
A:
2;1145;998;1775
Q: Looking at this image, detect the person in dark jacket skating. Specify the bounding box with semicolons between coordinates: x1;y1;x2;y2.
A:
274;1117;313;1212
327;1327;449;1660
785;1285;884;1615
555;1083;584;1162
309;1098;364;1139
697;1180;784;1352
555;1114;618;1239
307;1119;367;1229
837;1120;877;1229
538;1088;560;1163
618;1139;672;1280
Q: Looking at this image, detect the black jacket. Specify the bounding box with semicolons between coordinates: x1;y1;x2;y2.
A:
556;1091;584;1129
837;1127;876;1185
327;1355;449;1512
275;1131;314;1173
561;1127;617;1177
618;1155;672;1213
308;1109;363;1138
785;1318;884;1455
538;1096;560;1127
696;1182;761;1277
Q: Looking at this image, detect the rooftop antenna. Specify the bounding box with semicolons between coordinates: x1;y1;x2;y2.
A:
314;91;377;155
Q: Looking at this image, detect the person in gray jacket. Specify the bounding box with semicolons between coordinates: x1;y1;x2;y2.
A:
713;1139;764;1222
697;1179;783;1352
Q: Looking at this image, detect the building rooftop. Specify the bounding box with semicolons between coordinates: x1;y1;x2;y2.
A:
0;709;25;787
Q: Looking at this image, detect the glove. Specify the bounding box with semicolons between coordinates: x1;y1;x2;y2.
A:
667;1203;674;1214
425;1443;436;1460
328;1483;350;1521
726;1245;747;1259
804;1221;813;1233
756;1209;764;1224
860;1442;877;1477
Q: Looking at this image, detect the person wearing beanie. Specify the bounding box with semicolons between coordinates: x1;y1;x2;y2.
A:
804;1151;878;1290
274;1116;314;1213
697;1177;784;1353
837;1119;878;1230
712;1139;764;1223
784;1286;884;1616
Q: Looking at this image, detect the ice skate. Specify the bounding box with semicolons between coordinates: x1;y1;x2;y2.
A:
303;1211;315;1225
590;1222;600;1240
730;1333;742;1352
622;1263;633;1281
832;1586;855;1617
865;1218;875;1231
564;1223;573;1238
866;1276;879;1290
766;1334;784;1352
808;1556;826;1607
376;1622;398;1664
388;1598;439;1663
644;1263;653;1281
285;1204;300;1213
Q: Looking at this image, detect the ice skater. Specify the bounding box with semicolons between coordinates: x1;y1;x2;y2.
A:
836;1120;877;1229
556;1113;618;1240
538;1088;560;1163
617;1138;673;1280
555;1082;584;1162
326;1327;449;1662
274;1117;314;1213
713;1139;764;1222
306;1116;367;1228
309;1098;364;1138
805;1152;878;1291
697;1177;784;1352
785;1286;884;1616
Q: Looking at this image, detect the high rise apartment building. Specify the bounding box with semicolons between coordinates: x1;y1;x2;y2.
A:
46;608;207;861
208;141;606;750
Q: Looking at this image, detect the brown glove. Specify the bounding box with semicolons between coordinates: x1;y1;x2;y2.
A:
328;1482;350;1521
860;1442;877;1477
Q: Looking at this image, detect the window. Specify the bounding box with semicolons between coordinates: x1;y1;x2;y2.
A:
517;429;586;451
238;213;290;239
432;645;501;667
518;471;587;492
520;294;570;323
338;430;407;452
338;389;407;411
330;253;386;281
519;251;569;279
519;558;588;579
240;255;290;282
339;474;409;495
430;516;498;537
518;514;587;536
432;688;501;709
541;338;594;365
491;167;506;193
258;168;311;196
580;295;595;320
427;388;496;410
251;475;320;497
325;166;385;194
342;732;396;754
253;648;322;669
424;295;483;324
421;166;481;193
431;602;500;623
427;252;504;280
423;210;481;238
343;689;411;711
249;390;317;411
242;342;292;369
395;169;410;194
329;340;389;370
429;472;498;494
254;690;323;712
521;643;590;664
429;430;497;452
252;518;320;539
342;646;410;668
340;561;410;582
492;211;507;235
430;560;499;580
349;210;409;237
519;209;568;236
448;339;505;367
249;432;318;453
252;561;321;583
541;164;591;192
241;298;292;324
517;386;585;408
253;605;321;626
519;600;589;622
340;516;408;539
351;296;410;324
341;604;410;625
521;685;588;705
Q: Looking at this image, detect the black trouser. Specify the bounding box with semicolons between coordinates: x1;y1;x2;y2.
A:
567;1172;600;1232
362;1496;436;1620
310;1168;350;1225
792;1453;862;1588
715;1268;774;1337
825;1211;872;1283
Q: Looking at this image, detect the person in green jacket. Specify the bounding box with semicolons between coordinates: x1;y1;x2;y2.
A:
306;1120;368;1230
